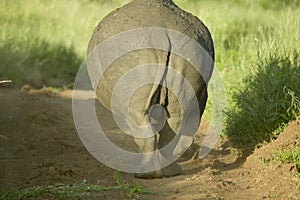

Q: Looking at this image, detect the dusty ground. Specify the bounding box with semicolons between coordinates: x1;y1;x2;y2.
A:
0;86;299;199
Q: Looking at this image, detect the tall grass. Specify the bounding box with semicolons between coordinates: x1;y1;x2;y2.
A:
225;50;300;148
214;3;300;149
0;0;129;87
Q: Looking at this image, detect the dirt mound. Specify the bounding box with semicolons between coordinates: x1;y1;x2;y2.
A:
1;87;299;199
245;120;300;167
242;120;300;199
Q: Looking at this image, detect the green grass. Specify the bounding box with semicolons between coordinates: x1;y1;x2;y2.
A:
0;0;130;87
0;172;151;200
112;171;154;198
257;155;271;166
275;147;300;171
225;50;300;148
257;146;300;190
257;147;300;172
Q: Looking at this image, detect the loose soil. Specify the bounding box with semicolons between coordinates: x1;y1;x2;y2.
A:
0;86;299;199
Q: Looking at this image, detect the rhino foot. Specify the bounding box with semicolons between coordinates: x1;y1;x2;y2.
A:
162;163;182;177
135;170;163;179
134;163;182;179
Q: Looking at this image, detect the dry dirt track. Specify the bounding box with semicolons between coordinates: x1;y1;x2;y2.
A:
0;87;299;199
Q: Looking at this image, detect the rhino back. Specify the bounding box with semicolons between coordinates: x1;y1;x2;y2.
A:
87;0;214;58
87;0;214;130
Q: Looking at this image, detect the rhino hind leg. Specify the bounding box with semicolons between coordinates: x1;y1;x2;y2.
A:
157;115;183;178
134;121;183;179
161;162;182;177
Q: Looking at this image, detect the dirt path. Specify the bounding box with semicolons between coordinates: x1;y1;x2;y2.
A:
0;87;299;199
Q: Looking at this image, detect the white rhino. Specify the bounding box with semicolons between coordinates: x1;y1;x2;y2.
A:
86;0;214;178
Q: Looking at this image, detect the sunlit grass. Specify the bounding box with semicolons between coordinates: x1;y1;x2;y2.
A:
0;0;130;87
225;50;300;148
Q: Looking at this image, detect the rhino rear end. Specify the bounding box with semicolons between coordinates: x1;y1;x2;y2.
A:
85;0;214;178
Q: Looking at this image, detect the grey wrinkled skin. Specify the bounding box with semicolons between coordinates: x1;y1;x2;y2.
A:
87;0;214;179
